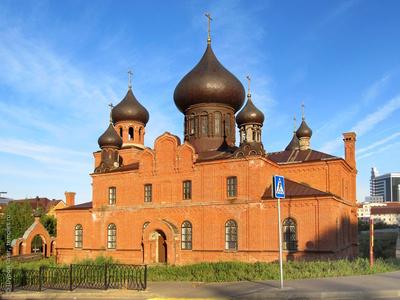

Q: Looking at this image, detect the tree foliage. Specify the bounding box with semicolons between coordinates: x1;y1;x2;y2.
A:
0;201;34;255
40;214;57;236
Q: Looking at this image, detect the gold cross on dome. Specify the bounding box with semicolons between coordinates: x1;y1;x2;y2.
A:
128;70;133;89
205;13;213;44
246;75;251;98
301;102;305;120
108;103;114;123
293;115;297;132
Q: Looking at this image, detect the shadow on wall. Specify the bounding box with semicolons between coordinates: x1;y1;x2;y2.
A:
278;211;358;262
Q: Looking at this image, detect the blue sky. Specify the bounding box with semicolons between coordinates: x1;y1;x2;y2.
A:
0;0;399;203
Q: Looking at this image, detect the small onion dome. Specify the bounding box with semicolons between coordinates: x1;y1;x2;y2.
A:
236;98;264;126
112;88;149;124
296;120;312;138
285;132;300;151
33;209;42;218
174;45;245;113
98;123;123;149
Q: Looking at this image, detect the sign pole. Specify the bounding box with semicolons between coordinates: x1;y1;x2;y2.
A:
277;197;284;289
370;217;374;268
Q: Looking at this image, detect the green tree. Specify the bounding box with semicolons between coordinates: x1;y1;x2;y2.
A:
40;214;57;236
0;201;34;255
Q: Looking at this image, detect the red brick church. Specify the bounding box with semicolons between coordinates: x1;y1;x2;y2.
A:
57;24;358;265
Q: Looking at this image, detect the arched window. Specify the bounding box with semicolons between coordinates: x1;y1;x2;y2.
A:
75;224;83;248
143;221;150;230
201;113;208;135
189;114;195;135
214;112;221;135
225;114;231;137
225;220;237;250
139;127;142;141
107;223;117;249
119;127;123;137
283;218;297;251
181;221;192;250
128;127;134;141
108;187;116;205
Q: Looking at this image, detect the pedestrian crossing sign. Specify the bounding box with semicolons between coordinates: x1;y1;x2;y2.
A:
273;175;285;199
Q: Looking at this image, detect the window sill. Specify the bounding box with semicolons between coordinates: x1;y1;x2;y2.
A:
224;249;238;253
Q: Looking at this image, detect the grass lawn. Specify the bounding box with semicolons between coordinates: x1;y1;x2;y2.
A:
147;258;400;282
1;256;399;282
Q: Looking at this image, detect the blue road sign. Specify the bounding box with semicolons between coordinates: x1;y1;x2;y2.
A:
273;175;285;199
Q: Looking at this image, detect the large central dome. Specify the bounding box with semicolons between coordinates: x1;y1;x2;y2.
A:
174;45;245;113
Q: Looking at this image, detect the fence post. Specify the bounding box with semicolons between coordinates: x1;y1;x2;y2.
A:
143;265;147;290
104;264;108;290
39;266;43;291
69;264;73;291
11;269;14;292
21;268;26;288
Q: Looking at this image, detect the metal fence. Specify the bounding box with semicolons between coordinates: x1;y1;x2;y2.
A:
0;263;147;292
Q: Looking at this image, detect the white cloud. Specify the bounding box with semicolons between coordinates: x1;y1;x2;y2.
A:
357;131;400;155
0;138;90;167
351;95;400;136
320;0;360;26
320;95;400;154
363;74;390;104
358;141;400;160
316;73;391;137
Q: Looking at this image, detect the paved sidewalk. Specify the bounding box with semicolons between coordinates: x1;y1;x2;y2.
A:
2;271;400;299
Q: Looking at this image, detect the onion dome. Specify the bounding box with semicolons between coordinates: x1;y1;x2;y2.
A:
285;133;300;151
174;45;245;113
296;119;312;138
112;88;149;124
98;123;123;149
236;98;264;126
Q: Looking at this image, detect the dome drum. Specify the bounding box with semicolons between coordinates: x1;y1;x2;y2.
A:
184;105;236;153
114;120;146;149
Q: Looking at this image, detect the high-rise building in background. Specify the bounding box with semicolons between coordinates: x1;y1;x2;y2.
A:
370;167;400;202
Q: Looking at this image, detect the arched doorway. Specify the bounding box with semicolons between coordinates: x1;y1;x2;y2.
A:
156;230;167;263
50;241;56;256
18;242;23;255
31;235;44;254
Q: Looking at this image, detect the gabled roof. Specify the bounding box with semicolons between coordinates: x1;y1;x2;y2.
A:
371;206;400;215
262;178;332;200
12;197;63;213
60;201;92;210
267;149;338;164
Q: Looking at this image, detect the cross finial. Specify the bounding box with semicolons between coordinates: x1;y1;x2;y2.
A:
293;114;297;132
108;103;114;123
301;102;305;120
205;12;212;45
128;70;133;89
246;75;251;99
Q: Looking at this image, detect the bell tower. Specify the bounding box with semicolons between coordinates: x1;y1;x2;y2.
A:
111;71;149;149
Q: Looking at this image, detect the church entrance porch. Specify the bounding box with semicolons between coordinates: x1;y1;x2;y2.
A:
142;219;178;265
